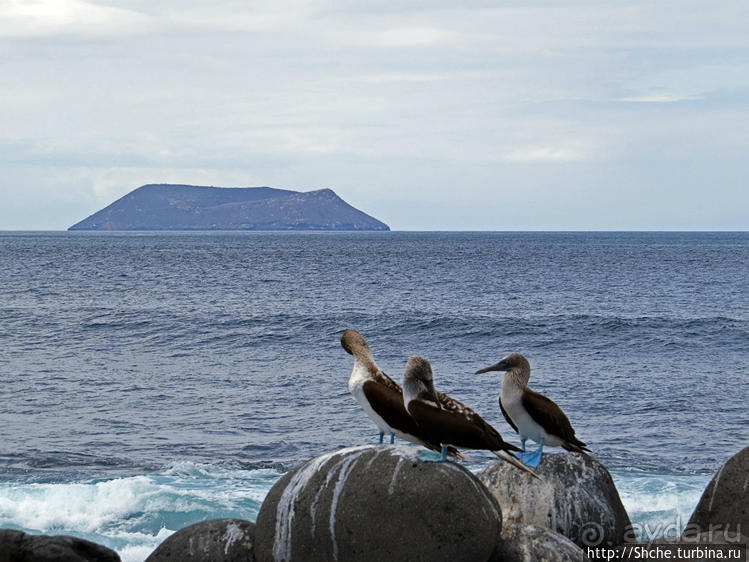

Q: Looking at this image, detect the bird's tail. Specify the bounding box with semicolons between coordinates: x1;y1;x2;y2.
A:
447;446;467;460
493;449;542;480
502;441;523;453
422;441;466;460
562;439;591;455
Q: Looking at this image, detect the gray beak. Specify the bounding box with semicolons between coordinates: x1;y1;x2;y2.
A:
475;360;508;374
425;379;441;406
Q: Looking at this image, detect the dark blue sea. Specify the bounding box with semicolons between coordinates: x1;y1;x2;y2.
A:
1;231;747;560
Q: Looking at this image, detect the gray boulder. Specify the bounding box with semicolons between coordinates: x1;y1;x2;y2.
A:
478;452;630;548
254;445;502;562
145;518;255;562
0;529;120;562
685;446;748;541
491;524;585;561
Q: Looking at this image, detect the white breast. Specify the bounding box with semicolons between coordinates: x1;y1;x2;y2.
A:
348;361;393;434
500;383;564;448
501;390;542;442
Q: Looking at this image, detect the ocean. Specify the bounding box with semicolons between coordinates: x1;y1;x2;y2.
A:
0;231;747;561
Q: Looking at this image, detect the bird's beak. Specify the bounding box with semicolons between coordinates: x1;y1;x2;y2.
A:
425;379;441;406
475;360;508;374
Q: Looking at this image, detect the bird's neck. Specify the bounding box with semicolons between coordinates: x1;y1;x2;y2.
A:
353;353;379;378
402;377;422;407
502;368;529;394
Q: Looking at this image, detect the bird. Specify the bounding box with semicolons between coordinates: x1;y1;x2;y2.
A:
475;353;590;468
341;329;463;458
402;355;538;478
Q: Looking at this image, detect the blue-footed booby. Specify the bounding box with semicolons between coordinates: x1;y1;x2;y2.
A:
476;353;590;468
402;356;538;478
341;330;463;458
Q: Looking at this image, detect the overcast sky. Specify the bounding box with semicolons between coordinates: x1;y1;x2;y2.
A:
2;1;748;230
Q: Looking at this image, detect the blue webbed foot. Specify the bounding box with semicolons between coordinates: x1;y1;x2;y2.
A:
389;433;395;444
378;432;384;444
519;449;543;468
519;439;544;468
418;445;448;463
513;438;528;460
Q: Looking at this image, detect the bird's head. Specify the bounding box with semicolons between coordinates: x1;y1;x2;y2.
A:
475;353;531;383
340;329;370;357
404;355;440;405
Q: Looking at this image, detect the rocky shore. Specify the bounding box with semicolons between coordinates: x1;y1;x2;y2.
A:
2;446;746;561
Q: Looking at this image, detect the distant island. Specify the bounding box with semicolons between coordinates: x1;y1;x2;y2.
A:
68;184;390;231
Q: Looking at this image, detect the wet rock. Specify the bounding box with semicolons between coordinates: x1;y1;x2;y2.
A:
145;518;255;562
254;445;502;562
0;529;120;562
478;452;630;548
491;523;585;561
685;446;748;540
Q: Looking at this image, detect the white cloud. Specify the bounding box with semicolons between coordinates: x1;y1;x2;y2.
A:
1;1;748;229
0;0;150;36
503;145;592;163
355;72;459;83
615;94;700;103
376;26;459;46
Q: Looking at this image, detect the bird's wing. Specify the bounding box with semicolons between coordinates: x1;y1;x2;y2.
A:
362;379;422;437
411;394;521;453
372;368;402;393
361;375;465;457
521;389;588;451
499;396;519;433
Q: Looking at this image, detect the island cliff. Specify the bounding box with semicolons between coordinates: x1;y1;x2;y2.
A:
68;184;390;231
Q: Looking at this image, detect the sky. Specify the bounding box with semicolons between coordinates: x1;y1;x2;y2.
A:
1;0;748;231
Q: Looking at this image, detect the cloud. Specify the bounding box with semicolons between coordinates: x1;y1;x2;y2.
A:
376;26;459;47
503;145;592;163
0;0;150;36
355;72;460;83
615;94;700;103
1;1;748;229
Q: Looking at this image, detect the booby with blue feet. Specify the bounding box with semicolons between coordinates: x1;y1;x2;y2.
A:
402;355;538;478
476;353;590;468
341;330;463;458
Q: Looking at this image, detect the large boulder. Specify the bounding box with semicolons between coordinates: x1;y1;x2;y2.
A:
0;529;120;562
254;445;502;562
478;452;630;548
491;524;585;562
685;446;748;541
145;518;255;561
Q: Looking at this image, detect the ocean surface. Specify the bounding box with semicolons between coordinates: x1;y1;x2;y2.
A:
0;231;747;560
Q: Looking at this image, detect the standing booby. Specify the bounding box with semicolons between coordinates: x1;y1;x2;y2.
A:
475;353;590;468
341;330;463;458
402;355;538;478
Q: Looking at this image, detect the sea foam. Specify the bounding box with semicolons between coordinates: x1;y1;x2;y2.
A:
611;470;711;540
0;462;281;562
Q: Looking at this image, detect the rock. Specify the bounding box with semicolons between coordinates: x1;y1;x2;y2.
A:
0;529;120;562
679;530;749;544
491;523;585;561
254;445;502;562
477;452;630;548
145;518;255;562
685;446;748;540
629;530;749;545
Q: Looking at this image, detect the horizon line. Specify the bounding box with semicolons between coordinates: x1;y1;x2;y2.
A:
1;229;747;234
